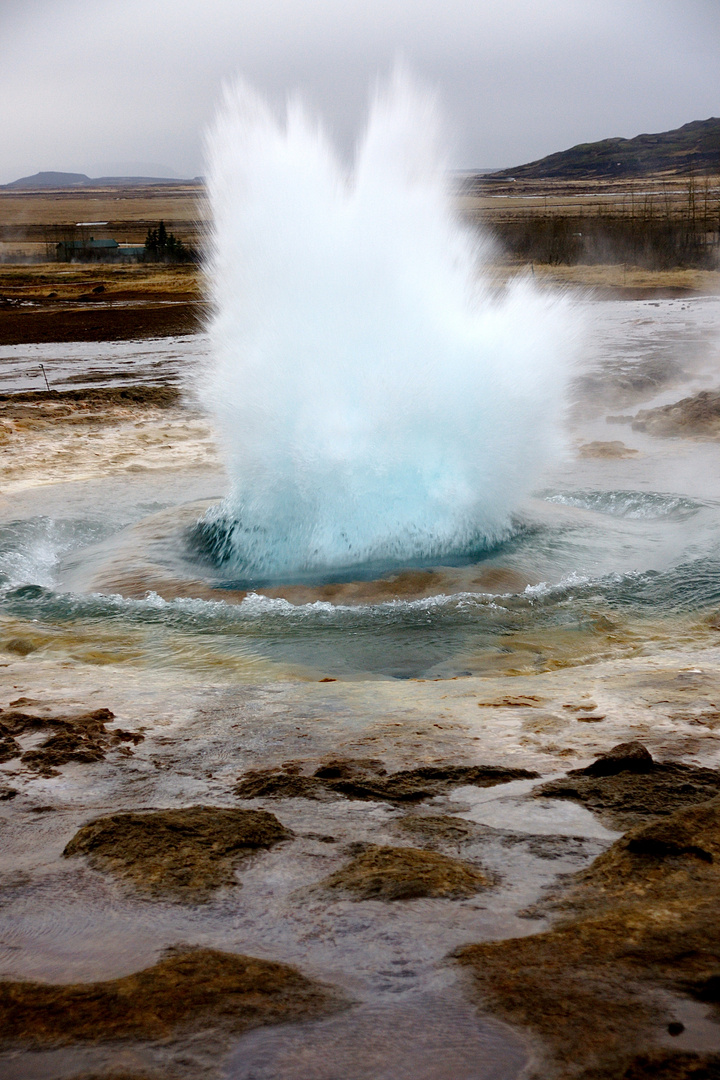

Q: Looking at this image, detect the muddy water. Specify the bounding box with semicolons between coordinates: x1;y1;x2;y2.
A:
0;332;208;394
223;995;526;1080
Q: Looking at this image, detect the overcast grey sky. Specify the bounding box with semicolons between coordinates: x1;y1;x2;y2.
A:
0;0;717;184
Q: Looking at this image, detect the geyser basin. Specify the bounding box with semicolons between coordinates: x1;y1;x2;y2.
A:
198;74;577;581
29;469;720;681
0;294;719;681
185;510;538;590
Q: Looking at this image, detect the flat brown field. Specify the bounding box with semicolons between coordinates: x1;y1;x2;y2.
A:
0;263;206;344
458;172;720;219
0;178;718;345
0;183;204;249
487;262;720;297
2;260;718;346
0;263;201;295
3;174;716;247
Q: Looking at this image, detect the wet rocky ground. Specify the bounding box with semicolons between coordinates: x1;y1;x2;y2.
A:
3;667;720;1079
460;744;720;1079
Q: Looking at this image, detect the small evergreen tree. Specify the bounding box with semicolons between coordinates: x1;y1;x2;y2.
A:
144;226;158;257
144;220;192;263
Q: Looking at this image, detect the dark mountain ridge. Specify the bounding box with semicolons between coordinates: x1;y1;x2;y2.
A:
488;117;720;180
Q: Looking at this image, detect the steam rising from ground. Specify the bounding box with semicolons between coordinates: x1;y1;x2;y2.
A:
199;74;577;581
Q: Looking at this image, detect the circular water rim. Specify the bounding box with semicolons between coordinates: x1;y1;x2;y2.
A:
1;491;719;678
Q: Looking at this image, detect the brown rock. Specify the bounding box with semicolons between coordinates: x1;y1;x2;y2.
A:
578;740;655;777
0;946;343;1048
534;752;720;830
618;1051;720;1079
625;807;720;863
574;797;720;903
321;844;489;901
63;806;293;901
2;638;37;656
0;386;180;411
479;694;546;707
236;757;539;804
577;440;639;458
235;770;329;801
633;390;720;439
395;813;479;846
0;736;20;763
456;795;720;1079
23;730;106;768
62;1074;162;1080
0;707;142;776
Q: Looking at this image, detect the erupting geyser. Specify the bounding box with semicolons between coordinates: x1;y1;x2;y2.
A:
197;74;576;583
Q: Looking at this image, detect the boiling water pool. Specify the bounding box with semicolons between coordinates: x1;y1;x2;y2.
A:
1;297;720;682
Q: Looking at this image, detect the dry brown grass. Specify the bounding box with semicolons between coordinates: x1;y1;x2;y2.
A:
0;183;204;256
482;262;720;292
459;173;720;218
3;261;718;298
529;264;720;291
0;185;202;222
1;180;717;287
0;262;201;297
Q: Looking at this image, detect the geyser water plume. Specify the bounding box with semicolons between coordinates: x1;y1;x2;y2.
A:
198;74;577;582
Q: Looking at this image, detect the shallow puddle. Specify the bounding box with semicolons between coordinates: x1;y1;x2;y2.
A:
224;992;527;1080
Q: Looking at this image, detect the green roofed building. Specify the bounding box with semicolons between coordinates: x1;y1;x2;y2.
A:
56;238;119;261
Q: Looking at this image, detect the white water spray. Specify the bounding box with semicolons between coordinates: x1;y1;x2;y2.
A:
199;75;576;581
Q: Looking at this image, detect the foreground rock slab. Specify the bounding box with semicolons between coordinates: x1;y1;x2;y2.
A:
64;806;292;901
0;946;343;1049
321;844;490;901
457;792;720;1079
534;741;720;829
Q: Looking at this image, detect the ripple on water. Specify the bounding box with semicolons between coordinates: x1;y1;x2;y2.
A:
543;488;705;520
0;996;527;1080
223;994;527;1080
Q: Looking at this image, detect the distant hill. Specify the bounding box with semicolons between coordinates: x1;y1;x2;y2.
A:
4;171;91;189
3;171;201;190
487;118;720;180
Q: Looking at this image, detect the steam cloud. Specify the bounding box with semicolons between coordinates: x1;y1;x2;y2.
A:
199;73;577;581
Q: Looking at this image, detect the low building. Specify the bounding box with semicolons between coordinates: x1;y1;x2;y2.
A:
55;237;149;263
56;237;120;262
116;244;148;260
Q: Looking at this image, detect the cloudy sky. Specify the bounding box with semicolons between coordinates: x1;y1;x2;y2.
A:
0;0;717;184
